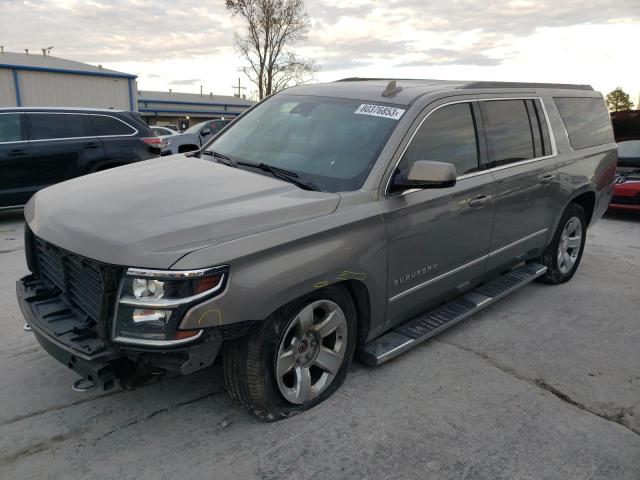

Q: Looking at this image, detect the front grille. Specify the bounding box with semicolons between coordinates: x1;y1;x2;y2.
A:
34;236;115;324
611;195;640;206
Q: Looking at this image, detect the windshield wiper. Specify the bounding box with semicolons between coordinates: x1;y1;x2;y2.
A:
257;163;318;191
201;151;318;191
202;150;236;166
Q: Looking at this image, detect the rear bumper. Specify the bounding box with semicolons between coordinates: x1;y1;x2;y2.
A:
609;181;640;211
608;203;640;211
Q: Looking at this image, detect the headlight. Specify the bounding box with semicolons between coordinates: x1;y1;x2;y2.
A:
113;266;228;346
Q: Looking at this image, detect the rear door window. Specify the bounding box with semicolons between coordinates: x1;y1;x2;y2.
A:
480;100;536;166
0;113;24;142
89;115;136;136
400;102;479;176
28;113;93;140
554;97;614;149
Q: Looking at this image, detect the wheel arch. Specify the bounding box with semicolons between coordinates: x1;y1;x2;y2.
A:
548;187;597;247
570;190;596;226
178;144;199;153
334;279;371;346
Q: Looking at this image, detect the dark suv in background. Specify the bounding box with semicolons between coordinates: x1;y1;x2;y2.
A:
0;107;161;209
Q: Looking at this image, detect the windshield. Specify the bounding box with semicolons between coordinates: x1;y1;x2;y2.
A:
206;95;401;192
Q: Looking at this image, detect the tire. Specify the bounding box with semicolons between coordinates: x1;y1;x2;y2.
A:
538;203;587;284
223;286;357;421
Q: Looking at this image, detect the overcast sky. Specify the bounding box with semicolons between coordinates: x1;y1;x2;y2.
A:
1;0;639;100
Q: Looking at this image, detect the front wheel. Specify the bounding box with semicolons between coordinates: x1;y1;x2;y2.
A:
223;286;357;421
538;203;587;284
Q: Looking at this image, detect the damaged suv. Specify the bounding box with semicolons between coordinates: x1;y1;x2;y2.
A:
17;79;616;421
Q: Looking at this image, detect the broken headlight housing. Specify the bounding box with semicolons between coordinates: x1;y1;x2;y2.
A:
113;266;228;346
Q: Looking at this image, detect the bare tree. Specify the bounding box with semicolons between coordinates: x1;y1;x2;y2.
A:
226;0;316;100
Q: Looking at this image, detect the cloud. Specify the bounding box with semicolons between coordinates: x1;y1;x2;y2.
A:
0;0;234;63
169;78;201;86
1;0;638;91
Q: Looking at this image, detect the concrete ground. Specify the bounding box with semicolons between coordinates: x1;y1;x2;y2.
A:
0;209;638;480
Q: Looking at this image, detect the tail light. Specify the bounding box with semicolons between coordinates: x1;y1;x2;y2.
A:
141;137;163;148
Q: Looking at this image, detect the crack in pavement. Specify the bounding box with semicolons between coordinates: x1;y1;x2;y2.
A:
93;390;224;444
0;246;24;255
0;391;225;467
0;428;89;467
1;368;220;426
0;390;126;427
435;339;639;437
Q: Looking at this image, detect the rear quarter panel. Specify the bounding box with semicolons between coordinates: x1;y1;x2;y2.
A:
542;93;616;238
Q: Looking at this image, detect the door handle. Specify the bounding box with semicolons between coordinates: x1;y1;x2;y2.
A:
539;174;554;185
83;142;100;149
7;149;28;157
469;195;489;209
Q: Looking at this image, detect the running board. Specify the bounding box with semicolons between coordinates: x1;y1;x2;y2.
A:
359;262;547;366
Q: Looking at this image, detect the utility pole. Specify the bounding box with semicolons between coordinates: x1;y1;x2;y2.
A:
232;77;246;98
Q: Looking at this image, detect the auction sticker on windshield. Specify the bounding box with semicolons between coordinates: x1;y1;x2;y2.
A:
355;104;406;120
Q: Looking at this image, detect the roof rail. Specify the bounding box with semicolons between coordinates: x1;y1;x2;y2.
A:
335;77;433;82
461;81;593;91
335;78;594;91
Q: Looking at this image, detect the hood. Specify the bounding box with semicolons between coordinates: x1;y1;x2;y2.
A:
26;155;341;269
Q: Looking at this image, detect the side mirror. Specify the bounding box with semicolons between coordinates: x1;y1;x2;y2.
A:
201;128;211;136
393;160;457;189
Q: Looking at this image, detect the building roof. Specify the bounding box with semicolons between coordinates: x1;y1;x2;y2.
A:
138;90;254;107
0;51;135;78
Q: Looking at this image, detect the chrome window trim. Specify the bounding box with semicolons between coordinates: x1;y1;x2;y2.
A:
0;111;26;144
388;228;548;302
114;329;204;347
384;96;558;196
22;112;139;143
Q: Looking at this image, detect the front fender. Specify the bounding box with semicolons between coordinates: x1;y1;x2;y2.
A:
176;202;388;340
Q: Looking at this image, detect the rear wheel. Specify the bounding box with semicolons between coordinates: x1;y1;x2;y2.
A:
223;286;357;421
538;203;587;284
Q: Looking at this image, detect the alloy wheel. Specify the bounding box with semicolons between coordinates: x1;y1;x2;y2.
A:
557;216;582;274
275;299;348;405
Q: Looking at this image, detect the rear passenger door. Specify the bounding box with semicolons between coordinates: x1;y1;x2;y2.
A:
478;97;558;273
88;114;138;163
0;112;32;207
26;112;106;186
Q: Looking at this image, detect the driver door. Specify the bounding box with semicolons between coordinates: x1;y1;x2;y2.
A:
382;100;496;326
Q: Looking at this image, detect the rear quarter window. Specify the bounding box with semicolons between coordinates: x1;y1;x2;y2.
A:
90;115;137;136
553;97;614;150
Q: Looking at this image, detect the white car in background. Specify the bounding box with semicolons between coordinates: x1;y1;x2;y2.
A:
151;126;180;136
153;119;233;155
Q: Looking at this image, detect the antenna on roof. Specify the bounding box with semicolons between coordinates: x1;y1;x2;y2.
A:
0;46;4;54
382;80;402;98
24;48;29;55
